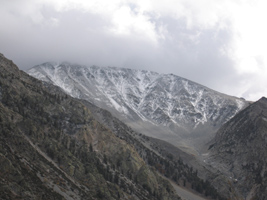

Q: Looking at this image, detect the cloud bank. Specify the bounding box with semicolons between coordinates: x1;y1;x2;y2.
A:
0;0;266;101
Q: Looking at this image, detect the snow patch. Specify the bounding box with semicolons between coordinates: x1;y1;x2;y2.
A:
109;98;127;114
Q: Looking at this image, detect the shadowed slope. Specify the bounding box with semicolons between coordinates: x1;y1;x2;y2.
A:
207;97;267;200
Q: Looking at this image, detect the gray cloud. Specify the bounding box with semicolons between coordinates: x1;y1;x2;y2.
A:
0;0;266;101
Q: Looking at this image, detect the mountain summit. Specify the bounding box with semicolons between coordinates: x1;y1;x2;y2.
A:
28;62;248;152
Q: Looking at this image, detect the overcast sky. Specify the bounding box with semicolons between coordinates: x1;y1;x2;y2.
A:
0;0;266;101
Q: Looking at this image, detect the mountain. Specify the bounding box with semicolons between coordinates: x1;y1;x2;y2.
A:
27;62;248;153
81;99;226;200
0;53;183;200
205;97;267;200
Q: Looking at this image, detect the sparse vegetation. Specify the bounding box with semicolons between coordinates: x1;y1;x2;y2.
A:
0;53;181;199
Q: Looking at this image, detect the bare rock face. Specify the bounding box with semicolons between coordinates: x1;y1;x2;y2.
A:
207;97;267;200
28;62;248;152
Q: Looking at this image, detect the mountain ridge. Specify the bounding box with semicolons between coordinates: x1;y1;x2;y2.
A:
28;62;248;153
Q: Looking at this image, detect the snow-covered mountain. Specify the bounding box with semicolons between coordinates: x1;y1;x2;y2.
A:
28;62;248;153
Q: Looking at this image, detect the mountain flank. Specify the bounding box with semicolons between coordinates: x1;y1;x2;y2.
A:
80;99;227;199
0;53;228;199
206;97;267;199
0;53;181;200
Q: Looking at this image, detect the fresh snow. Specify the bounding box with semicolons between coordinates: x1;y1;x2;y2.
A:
28;62;248;131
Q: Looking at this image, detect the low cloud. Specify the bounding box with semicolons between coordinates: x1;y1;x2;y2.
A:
0;0;266;101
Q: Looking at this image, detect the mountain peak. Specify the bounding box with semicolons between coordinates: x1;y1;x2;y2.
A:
258;96;267;103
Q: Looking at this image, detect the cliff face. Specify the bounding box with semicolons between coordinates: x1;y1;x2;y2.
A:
0;53;180;200
207;97;267;200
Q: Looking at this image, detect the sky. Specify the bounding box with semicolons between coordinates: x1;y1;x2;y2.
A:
0;0;266;101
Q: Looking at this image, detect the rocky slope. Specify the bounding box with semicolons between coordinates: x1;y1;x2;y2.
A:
81;99;226;199
28;63;248;153
0;53;181;200
206;97;267;200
